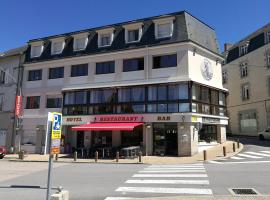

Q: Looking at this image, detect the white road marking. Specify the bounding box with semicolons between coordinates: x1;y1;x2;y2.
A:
116;187;213;195
133;174;208;178
230;156;245;160
139;170;206;173
145;167;205;170
207;160;222;164
220;160;270;164
260;151;270;154
126;179;210;185
245;151;270;157
148;164;203;168
217;158;227;161
104;198;138;200
237;153;263;159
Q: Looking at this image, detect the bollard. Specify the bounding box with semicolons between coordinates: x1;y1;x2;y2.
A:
95;151;98;163
74;151;77;162
55;154;59;161
237;139;240;149
223;146;227;157
116;151;119;163
203;150;207;161
233;143;236;152
18;151;24;160
138;151;142;163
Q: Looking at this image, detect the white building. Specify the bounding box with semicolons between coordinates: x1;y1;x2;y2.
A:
223;23;270;137
21;11;227;156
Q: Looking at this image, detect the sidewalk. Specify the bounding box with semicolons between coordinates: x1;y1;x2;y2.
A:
5;141;243;164
140;196;270;200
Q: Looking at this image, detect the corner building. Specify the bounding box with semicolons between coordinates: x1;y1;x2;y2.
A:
22;11;228;155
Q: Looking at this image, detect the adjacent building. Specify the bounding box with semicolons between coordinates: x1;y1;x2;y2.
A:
0;46;26;151
22;11;228;155
223;23;270;136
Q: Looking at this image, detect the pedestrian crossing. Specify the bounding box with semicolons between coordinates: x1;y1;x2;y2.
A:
105;163;212;200
208;150;270;164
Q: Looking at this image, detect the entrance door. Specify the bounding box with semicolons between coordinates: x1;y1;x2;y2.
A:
77;131;84;148
153;123;178;156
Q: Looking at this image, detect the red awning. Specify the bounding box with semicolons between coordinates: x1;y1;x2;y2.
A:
71;122;143;131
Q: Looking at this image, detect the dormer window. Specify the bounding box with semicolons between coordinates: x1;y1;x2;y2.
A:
154;17;174;39
239;42;249;56
51;38;65;55
30;42;44;58
97;28;114;48
124;22;143;43
73;33;89;51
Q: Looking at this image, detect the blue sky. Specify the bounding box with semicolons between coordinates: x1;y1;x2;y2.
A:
0;0;269;52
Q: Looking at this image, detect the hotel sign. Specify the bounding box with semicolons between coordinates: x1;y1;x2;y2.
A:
66;117;82;122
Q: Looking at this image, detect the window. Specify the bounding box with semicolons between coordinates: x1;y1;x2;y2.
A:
74;37;88;51
96;61;115;74
28;69;42;81
51;41;64;55
64;91;87;105
192;84;200;100
242;84;250;100
153;54;177;69
201;87;210;103
211;90;219;105
156;22;173;39
49;67;64;79
219;92;226;105
266;31;270;43
71;64;88;77
239;43;249;56
222;70;228;84
239;111;257;133
26;96;40;109
99;33;113;47
46;97;62;108
0;94;3;111
30;45;43;58
123;57;144;72
90;89;115;104
0;70;5;84
267;53;270;67
240;63;248;78
127;29;140;43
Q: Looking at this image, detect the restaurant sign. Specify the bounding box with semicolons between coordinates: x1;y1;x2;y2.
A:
95;115;143;122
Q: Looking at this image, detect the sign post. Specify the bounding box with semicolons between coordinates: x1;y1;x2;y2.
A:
46;112;62;200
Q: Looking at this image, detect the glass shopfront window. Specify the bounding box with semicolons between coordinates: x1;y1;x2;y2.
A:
121;126;143;147
64;91;87;105
90;89;115;104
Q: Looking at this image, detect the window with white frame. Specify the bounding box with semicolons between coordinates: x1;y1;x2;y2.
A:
222;70;228;84
51;40;65;55
155;20;174;39
0;94;4;111
73;36;88;51
100;33;112;46
240;62;248;78
124;23;143;43
239;42;249;56
30;44;44;58
241;84;250;100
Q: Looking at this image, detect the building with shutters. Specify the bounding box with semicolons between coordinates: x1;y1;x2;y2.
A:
21;11;228;156
0;46;26;151
223;23;270;136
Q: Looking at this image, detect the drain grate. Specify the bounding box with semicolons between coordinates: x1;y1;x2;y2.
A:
229;188;259;195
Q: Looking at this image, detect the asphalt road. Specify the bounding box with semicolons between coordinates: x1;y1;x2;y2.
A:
0;137;269;200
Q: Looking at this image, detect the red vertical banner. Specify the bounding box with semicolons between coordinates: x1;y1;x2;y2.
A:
15;96;22;117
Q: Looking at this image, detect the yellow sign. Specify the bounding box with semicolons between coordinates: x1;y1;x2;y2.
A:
192;116;198;122
50;112;62;155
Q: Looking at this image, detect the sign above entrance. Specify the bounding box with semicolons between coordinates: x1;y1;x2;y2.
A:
202;117;220;124
94;115;143;122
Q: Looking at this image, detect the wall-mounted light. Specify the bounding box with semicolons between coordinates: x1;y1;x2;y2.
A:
193;48;197;56
180;122;185;130
216;59;220;65
146;123;151;129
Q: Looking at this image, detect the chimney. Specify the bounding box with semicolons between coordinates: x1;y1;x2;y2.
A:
224;43;233;51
